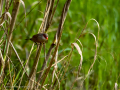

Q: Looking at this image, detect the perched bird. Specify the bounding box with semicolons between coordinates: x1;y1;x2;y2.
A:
26;33;48;43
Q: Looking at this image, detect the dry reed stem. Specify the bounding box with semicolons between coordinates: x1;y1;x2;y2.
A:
35;44;55;88
39;0;52;33
0;0;4;15
5;0;20;60
7;58;13;89
28;0;54;89
31;0;57;89
0;0;20;87
27;0;51;88
28;44;43;89
40;0;72;89
1;0;11;57
18;2;43;89
51;44;58;87
0;50;4;86
22;1;51;89
43;0;53;32
0;49;4;69
5;0;9;12
45;0;55;32
5;0;9;35
35;0;60;88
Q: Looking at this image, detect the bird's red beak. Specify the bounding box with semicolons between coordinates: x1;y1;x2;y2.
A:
46;37;48;40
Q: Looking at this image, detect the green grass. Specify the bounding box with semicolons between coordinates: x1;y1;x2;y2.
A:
0;0;120;90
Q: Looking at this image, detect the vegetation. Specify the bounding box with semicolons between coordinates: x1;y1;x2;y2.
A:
0;0;120;90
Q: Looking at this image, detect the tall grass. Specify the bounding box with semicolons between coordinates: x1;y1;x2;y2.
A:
0;0;120;90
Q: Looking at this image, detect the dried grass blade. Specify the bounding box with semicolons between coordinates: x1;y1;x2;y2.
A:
52;55;68;67
10;42;28;77
71;42;83;76
18;44;34;90
5;12;12;21
87;32;97;75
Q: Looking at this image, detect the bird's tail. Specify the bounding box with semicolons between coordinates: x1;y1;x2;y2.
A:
25;38;31;40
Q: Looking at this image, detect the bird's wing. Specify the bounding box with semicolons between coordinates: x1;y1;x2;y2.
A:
33;34;39;39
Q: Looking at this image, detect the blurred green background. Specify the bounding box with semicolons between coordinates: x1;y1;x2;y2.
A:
1;0;120;89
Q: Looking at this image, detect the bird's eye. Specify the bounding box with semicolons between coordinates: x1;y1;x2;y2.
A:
43;34;46;38
43;34;48;40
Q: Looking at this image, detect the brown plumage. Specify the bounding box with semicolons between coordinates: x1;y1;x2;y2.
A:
26;33;48;43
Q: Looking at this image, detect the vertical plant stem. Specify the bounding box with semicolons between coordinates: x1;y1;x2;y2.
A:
34;0;57;89
0;0;10;85
0;0;4;15
0;49;4;86
5;0;20;60
8;58;13;89
29;44;42;77
35;43;55;89
28;43;43;89
40;0;72;89
0;0;20;87
28;0;55;89
2;0;9;55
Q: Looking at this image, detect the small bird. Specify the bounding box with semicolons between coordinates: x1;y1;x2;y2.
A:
26;33;48;44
